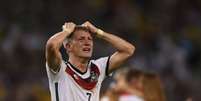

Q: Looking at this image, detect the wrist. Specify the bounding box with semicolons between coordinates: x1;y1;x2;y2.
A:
63;28;72;34
96;29;105;37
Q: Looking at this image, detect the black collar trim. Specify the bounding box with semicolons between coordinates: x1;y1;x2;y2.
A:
66;61;89;75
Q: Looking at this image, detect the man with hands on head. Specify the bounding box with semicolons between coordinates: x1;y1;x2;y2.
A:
45;21;135;101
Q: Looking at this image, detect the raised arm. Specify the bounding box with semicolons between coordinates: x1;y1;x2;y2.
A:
45;22;75;72
82;21;135;74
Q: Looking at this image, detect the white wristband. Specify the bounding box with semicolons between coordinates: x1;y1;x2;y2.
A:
96;29;104;37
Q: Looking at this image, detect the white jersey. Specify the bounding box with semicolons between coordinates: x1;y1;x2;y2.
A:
119;95;144;101
100;95;144;101
46;56;110;101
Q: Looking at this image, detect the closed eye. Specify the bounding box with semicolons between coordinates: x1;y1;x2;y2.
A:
78;37;85;41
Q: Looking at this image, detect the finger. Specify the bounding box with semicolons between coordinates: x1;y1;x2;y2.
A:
62;25;67;31
62;23;66;27
72;23;76;26
82;21;90;25
86;21;94;27
65;23;69;28
82;21;88;24
68;22;74;25
85;21;90;24
81;23;88;28
71;24;76;29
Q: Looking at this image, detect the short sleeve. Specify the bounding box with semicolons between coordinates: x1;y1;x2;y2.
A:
46;60;66;82
93;56;111;81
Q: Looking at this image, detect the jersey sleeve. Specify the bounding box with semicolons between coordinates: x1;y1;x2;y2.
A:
46;60;66;82
93;56;111;81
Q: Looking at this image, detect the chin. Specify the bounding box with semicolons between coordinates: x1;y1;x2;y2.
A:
78;51;93;59
80;54;92;59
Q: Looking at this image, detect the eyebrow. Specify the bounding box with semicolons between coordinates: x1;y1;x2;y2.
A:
78;36;92;39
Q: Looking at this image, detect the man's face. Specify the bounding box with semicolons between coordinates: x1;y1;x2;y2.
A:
68;30;93;59
130;75;144;91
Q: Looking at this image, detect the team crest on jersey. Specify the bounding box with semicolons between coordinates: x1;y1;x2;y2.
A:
90;71;98;82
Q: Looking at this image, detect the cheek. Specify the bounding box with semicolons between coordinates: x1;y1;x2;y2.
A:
73;41;82;47
74;45;82;51
91;42;94;47
70;43;80;52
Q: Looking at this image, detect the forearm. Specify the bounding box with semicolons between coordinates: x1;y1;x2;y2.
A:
46;22;75;72
99;31;135;55
46;31;70;50
45;31;70;71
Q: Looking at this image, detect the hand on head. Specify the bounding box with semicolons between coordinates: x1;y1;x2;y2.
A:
81;21;98;33
62;21;102;37
62;22;76;33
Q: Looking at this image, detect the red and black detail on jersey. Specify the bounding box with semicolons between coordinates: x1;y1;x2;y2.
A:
65;62;100;90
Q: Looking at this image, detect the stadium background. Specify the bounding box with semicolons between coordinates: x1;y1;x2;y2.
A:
0;0;201;100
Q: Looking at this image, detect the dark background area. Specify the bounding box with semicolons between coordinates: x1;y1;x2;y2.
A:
0;0;201;101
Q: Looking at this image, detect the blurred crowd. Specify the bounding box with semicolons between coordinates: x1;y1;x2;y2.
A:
101;68;166;101
0;0;201;101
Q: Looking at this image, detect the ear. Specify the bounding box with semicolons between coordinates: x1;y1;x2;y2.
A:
65;42;73;53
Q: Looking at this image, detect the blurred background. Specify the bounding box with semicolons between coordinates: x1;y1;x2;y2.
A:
0;0;201;101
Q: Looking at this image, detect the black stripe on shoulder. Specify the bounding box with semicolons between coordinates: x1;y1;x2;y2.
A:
105;56;111;76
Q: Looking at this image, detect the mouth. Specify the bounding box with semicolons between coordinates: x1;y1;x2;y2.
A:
82;47;91;53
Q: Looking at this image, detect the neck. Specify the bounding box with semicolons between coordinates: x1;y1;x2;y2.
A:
68;56;89;72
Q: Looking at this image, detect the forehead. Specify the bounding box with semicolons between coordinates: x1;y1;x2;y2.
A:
72;30;92;39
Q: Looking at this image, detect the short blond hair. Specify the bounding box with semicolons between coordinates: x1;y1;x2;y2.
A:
62;25;92;48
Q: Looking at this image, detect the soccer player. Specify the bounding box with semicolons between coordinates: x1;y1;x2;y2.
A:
45;21;135;101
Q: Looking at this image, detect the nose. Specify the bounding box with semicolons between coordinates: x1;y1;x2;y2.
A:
83;39;92;46
84;42;90;46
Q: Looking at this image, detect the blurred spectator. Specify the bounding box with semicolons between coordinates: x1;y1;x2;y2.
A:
143;72;166;101
101;68;144;101
101;68;167;101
